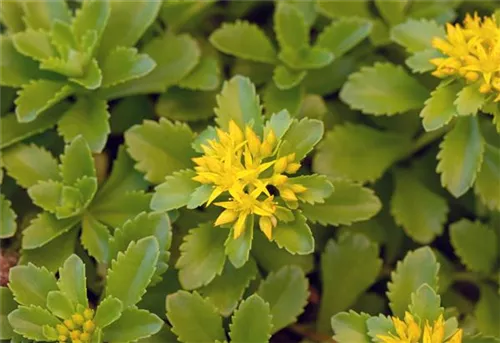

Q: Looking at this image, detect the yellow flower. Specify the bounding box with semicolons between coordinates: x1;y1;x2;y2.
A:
193;120;306;239
430;13;500;102
56;309;96;343
377;313;463;343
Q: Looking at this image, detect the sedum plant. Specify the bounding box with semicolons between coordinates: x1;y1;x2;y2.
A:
1;2;499;343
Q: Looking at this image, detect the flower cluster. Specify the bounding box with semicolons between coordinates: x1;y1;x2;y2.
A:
377;312;463;343
430;13;500;101
54;309;95;343
193;120;307;240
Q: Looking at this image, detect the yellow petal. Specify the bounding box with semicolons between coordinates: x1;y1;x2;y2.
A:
285;163;301;174
229;120;244;143
446;329;463;343
392;317;408;340
274;156;288;174
280;188;298;202
423;323;433;343
233;212;248;238
206;187;224;206
246;126;261;156
259;216;273;240
290;183;307;193
215;209;238;226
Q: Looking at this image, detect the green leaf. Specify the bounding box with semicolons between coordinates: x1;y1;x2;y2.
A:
278;117;323;160
387;247;439;317
106;237;160;308
437;116;484;197
101;33;200;98
94;296;123;329
474;144;500;211
390;19;444;52
60;135;96;184
318;233;381;333
273;65;307;90
331;311;371;343
288;175;333;205
178;56;220;91
176;223;228;290
366;315;396;343
317;0;372;19
229;294;272;343
279;47;333;70
375;0;408;26
9;263;57;308
72;0;110;44
109;212;171;285
0;1;25;33
7;306;60;341
187;184;213;209
12;30;55;61
57;97;110;153
263;83;303;117
450;219;497;274
225;215;253;269
340;62;428;116
210;20;277;64
314;124;411;183
81;214;111;263
58;254;88;307
391;169;448;244
200;259;258;317
420;81;461;131
27;180;63;213
21;0;70;30
20;230;78;273
89;191;151;228
215;75;264;135
0;194;17;238
46;291;74;319
301;180;381;226
0;36;47;88
101;47;156;88
455;84;487;116
22;213;79;250
151;170;199;211
274;2;308;51
0;287;17;340
272;213;314;255
156;88;216;122
408;284;442;323
103;308;163;343
125;118;196;184
257;265;308;333
475;285;500;337
69;59;103;90
166;291;226;343
15;80;72;122
252;230;314;274
406;49;442;74
316;18;372;57
98;0;162;55
0;103;68;149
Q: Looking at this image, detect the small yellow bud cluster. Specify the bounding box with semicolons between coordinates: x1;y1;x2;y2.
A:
429;13;500;102
193;120;308;240
57;309;95;343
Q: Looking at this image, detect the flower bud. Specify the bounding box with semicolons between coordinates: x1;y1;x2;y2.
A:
290;183;307;193
271;174;288;186
465;71;479;82
83;320;95;333
64;320;75;330
57;324;69;335
83;309;94;321
285;163;301;174
229;120;244;143
274;157;288;174
479;83;492;93
246;126;261;156
70;330;81;340
72;314;84;326
259;216;273;240
280;188;298;201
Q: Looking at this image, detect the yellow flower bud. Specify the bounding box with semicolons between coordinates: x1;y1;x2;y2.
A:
290;183;307;193
465;71;479;82
229;120;244;143
274;157;288;174
72;314;85;326
57;324;69;335
83;308;94;321
259;216;273;240
480;83;492;93
83;320;95;333
260;141;273;157
271;174;288;186
285;163;301;174
70;330;81;340
80;332;91;342
64;319;75;330
280;188;298;201
265;130;277;147
286;153;296;162
73;340;82;343
492;78;500;92
245;126;261;156
58;335;67;342
214;210;238;226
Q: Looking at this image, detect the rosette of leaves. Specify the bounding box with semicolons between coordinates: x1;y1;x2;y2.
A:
316;0;461;47
2;135;150;270
1;0;220;152
124;74;382;293
166;265;309;342
2;240;164;343
330;246;499;342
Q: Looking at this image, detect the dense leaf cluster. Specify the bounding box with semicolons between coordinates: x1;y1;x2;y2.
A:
1;1;499;343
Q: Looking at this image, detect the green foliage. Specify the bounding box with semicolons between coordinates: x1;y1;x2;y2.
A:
2;2;498;342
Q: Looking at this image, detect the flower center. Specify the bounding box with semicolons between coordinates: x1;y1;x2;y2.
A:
56;308;95;343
